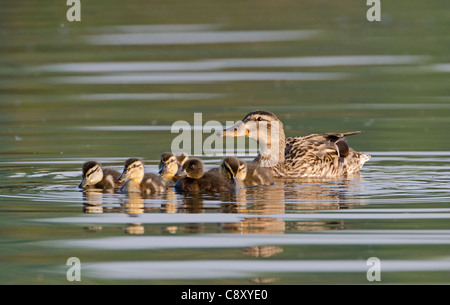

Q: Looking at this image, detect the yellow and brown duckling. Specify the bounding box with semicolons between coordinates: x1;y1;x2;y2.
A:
118;158;166;194
221;110;371;178
175;158;232;192
79;161;121;190
220;157;274;187
158;152;189;185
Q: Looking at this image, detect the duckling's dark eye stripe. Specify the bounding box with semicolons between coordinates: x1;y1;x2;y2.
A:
87;166;100;176
131;163;143;169
224;162;235;176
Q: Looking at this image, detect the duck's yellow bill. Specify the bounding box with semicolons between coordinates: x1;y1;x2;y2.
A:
219;121;249;137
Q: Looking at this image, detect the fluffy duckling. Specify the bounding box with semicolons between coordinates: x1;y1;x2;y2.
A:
118;158;166;194
79;161;121;190
220;157;247;189
175;158;231;192
158;152;189;185
220;157;274;187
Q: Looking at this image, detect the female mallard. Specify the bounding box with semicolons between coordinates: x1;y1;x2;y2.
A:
221;156;274;187
79;161;121;189
220;110;370;178
118;158;166;194
158;152;189;185
175;158;231;192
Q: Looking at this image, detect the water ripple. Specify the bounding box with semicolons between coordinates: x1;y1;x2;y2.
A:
82;259;450;279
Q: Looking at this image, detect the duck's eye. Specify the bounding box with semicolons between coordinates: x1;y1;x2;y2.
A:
256;117;262;121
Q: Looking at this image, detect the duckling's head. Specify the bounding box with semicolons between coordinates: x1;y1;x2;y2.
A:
119;158;145;182
79;161;104;188
219;110;285;166
220;157;247;188
221;157;247;181
159;152;178;176
159;152;189;182
183;158;204;179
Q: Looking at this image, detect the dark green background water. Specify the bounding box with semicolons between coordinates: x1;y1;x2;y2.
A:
0;0;449;284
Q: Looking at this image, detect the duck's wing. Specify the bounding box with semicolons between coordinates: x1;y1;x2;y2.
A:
281;131;368;177
95;168;121;189
285;137;340;161
289;131;361;158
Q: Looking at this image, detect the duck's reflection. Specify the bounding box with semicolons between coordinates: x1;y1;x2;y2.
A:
81;189;104;214
121;192;145;234
80;176;366;241
79;169;367;284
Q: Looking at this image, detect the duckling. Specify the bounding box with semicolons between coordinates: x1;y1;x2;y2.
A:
118;158;166;194
79;161;121;190
220;156;247;189
244;162;274;186
175;158;232;192
158;152;189;185
221;157;274;187
220;110;371;178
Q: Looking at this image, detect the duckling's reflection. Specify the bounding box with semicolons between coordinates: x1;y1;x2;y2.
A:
120;192;145;235
81;189;108;233
121;192;144;215
161;189;178;214
81;189;104;214
220;183;286;235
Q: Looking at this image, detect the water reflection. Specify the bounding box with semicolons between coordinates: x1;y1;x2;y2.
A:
36;55;425;73
78;175;363;263
28;152;450;282
82;29;320;46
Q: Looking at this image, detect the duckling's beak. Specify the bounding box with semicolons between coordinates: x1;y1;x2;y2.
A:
218;121;249;137
233;177;246;189
79;177;89;188
175;164;185;176
158;164;168;175
118;170;130;182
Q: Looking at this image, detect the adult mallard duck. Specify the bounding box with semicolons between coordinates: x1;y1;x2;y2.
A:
118;158;166;194
220;110;370;178
79;161;121;189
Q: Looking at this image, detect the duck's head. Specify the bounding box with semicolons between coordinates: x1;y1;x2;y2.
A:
119;158;145;182
221;157;247;180
158;152;189;177
220;110;283;141
79;161;104;188
219;110;285;166
183;158;204;179
159;152;178;176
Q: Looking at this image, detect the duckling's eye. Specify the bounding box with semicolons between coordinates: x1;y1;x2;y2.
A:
256;117;262;121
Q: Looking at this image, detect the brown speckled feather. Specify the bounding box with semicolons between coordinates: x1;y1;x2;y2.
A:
268;132;370;178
